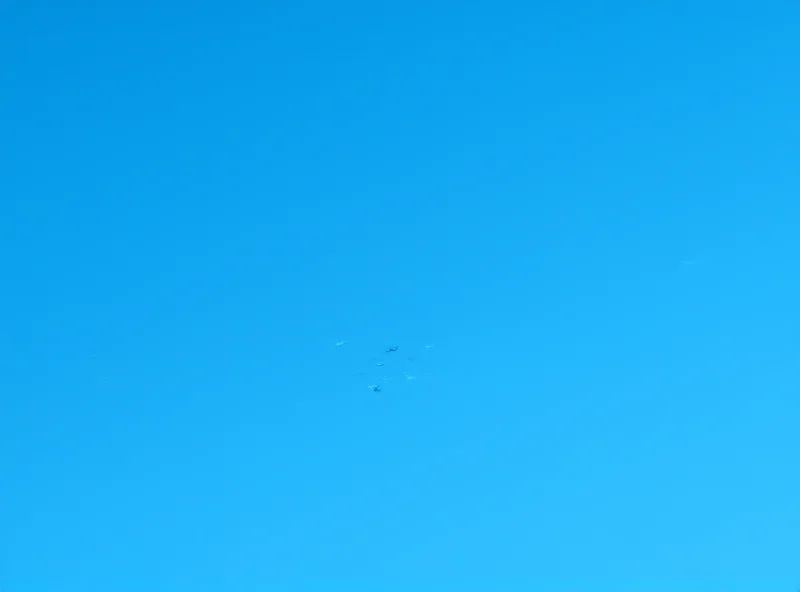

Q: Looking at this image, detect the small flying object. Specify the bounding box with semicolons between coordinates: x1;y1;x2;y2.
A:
424;344;434;350
335;341;347;347
368;384;382;392
385;346;398;353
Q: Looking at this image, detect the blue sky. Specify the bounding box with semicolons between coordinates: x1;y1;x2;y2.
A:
1;1;799;590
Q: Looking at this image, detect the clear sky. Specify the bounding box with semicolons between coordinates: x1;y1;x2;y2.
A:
2;1;799;590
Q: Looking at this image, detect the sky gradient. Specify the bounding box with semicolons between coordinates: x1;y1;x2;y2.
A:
2;1;799;590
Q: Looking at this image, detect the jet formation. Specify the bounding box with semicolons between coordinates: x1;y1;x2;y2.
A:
334;341;434;393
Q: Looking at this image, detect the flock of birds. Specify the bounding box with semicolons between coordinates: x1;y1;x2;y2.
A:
334;341;434;393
